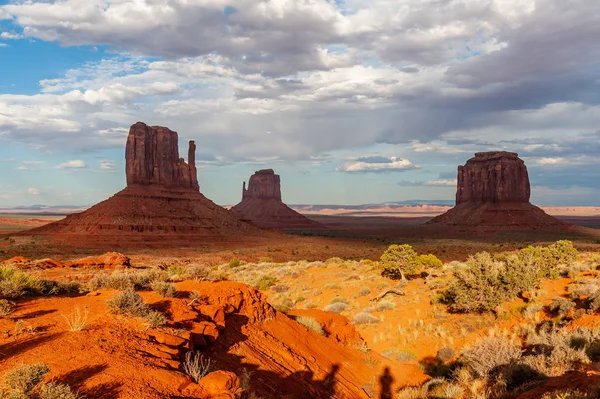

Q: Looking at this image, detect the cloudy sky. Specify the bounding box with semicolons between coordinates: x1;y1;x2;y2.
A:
0;0;599;207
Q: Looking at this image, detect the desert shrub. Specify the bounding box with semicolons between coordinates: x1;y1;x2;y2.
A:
417;254;443;269
503;253;544;296
189;291;202;302
436;347;456;363
549;298;576;317
145;310;168;328
253;276;278;291
0;299;16;317
295;316;325;336
518;240;578;280
352;312;380;324
258;257;273;264
167;265;186;278
323;303;349;314
2;363;50;393
150;281;177;298
229;257;241;268
358;287;370;297
271;285;289;293
396;378;463;399
587;290;600;312
541;390;591;399
0;265;81;300
396;350;417;362
329;297;348;304
445;252;511;313
106;288;150;317
380;244;420;280
62;307;89;331
39;382;80;399
182;351;213;383
376;300;396;311
89;269;169;291
459;336;522;378
184;265;211;281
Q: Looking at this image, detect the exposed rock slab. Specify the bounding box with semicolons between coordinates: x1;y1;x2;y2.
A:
232;169;325;230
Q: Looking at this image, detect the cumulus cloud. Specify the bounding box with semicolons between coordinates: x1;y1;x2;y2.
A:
99;161;115;170
338;156;420;173
0;31;23;39
58;160;87;169
27;188;39;195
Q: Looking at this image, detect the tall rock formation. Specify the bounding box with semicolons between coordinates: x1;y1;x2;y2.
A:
126;122;199;190
427;151;567;233
456;152;530;204
19;122;267;248
231;169;324;230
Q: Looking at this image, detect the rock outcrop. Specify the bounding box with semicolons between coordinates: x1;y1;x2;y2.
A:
427;152;568;233
231;169;324;230
126;122;199;190
456;152;530;204
18;122;268;247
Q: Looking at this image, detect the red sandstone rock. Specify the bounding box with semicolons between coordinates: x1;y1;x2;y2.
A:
231;169;325;230
428;151;567;232
126;122;199;191
66;252;131;269
17;122;268;247
456;152;530;204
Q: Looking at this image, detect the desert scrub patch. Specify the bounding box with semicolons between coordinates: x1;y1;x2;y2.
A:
0;363;79;399
352;312;380;325
253;275;278;291
436;347;456;363
329;297;349;305
396;349;417;362
305;302;317;309
183;264;211;281
376;300;396;312
150;281;177;298
460;335;521;379
323;303;349;314
106;288;150;317
549;297;576;317
0;299;16;317
358;287;370;297
271;285;289;293
228;257;241;268
145;310;168;328
324;283;341;290
295;316;325;336
39;382;80;399
0;265;82;300
89;269;169;291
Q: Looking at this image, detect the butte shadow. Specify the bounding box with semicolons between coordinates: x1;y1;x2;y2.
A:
15;122;271;249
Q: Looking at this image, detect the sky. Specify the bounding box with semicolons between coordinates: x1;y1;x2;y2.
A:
0;0;599;207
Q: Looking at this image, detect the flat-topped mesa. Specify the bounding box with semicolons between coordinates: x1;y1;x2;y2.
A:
242;169;282;201
456;151;530;204
125;122;199;191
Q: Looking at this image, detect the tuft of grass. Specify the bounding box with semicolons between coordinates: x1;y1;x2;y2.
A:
39;382;80;399
323;303;349;314
106;288;150;317
0;299;16;317
376;300;396;312
352;312;381;325
254;276;278;291
295;316;325;336
3;363;50;393
145;310;168;328
184;265;211;281
182;351;214;383
62;307;89;331
358;287;370;297
150;281;177;298
329;297;349;305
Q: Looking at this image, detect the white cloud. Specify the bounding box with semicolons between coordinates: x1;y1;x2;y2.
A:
398;179;457;186
58;160;87;169
27;188;39;195
0;43;7;47
338;157;420;173
99;160;115;170
0;31;23;39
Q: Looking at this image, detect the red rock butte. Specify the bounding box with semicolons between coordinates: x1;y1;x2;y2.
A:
427;151;569;232
231;169;325;230
17;122;266;248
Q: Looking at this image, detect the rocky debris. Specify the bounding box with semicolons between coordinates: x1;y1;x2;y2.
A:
242;169;281;200
17;122;268;247
427;152;567;232
126;122;199;191
231;169;325;230
1;252;131;270
457;152;530;204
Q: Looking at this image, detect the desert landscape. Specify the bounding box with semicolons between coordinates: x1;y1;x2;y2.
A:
2;1;600;398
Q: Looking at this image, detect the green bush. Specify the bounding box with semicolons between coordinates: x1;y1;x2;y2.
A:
150;281;177;298
0;265;81;300
417;254;443;269
380;244;420;280
253;275;278;291
229;257;241;268
145;310;168;328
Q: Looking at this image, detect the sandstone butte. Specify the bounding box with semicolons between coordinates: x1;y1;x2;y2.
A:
16;122;267;247
427;151;569;232
230;169;325;230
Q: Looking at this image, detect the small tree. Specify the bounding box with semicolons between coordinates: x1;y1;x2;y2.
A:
380;244;420;280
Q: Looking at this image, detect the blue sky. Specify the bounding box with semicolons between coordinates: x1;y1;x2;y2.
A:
1;0;599;207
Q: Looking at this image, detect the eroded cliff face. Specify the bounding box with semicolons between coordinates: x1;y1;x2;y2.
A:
242;169;282;201
125;122;199;191
456;152;530;204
